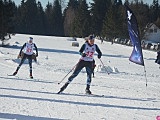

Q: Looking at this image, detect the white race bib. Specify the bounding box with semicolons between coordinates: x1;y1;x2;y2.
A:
24;43;35;55
81;43;96;61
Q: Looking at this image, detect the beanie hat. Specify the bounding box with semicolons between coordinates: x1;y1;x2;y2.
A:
28;37;33;43
88;35;94;40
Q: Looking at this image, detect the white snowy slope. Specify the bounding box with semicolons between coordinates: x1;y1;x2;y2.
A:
0;34;160;120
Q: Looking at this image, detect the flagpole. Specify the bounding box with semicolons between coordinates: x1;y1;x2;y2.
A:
143;65;147;87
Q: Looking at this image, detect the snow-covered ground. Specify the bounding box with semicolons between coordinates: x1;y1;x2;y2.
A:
0;34;160;120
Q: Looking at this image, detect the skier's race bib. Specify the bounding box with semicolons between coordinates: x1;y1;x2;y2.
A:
24;43;34;55
85;51;94;58
82;43;96;61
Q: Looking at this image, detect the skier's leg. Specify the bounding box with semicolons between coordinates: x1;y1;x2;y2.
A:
13;54;27;75
85;62;93;94
67;68;82;83
32;53;37;62
92;66;95;78
67;60;84;83
92;70;95;78
58;60;84;93
28;55;33;78
92;60;95;77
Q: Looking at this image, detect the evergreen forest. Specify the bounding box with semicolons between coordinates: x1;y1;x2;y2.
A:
1;0;160;41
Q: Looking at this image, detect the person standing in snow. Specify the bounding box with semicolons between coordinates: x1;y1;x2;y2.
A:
12;37;38;78
58;35;102;94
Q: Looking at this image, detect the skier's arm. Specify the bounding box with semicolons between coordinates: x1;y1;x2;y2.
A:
34;44;38;56
95;44;102;58
79;44;86;56
19;43;26;55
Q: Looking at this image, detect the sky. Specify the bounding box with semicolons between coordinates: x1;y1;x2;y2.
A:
13;0;154;8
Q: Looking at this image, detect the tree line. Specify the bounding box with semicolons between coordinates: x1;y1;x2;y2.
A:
1;0;160;41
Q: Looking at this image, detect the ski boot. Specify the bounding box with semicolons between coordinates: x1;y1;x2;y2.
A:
13;71;18;76
30;73;33;79
57;82;69;94
85;85;92;94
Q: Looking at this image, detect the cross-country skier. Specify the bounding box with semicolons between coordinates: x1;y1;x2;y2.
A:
58;35;102;94
12;37;38;78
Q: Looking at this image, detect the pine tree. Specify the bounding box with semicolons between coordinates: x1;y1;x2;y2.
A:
101;1;125;39
129;2;150;39
150;0;160;22
25;0;38;34
14;0;38;34
71;0;90;37
52;0;64;36
14;0;27;33
45;2;53;35
90;0;110;36
36;1;46;35
0;0;15;41
0;0;4;40
63;0;78;36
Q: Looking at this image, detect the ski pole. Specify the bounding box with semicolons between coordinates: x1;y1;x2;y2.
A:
58;59;81;84
99;58;110;75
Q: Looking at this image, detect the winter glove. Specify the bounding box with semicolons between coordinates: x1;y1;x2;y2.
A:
97;54;101;59
81;53;86;57
18;52;21;58
36;53;38;57
18;54;21;57
155;59;158;63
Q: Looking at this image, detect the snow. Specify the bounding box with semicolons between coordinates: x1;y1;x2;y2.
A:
0;34;160;120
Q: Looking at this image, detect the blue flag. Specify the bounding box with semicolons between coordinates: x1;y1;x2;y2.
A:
125;5;144;66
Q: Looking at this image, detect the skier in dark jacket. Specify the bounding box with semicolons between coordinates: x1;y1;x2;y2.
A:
12;37;38;78
155;50;160;64
84;39;96;77
58;35;102;94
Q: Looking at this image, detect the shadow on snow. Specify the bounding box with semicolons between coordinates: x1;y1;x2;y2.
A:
0;91;160;111
0;113;65;120
6;45;130;59
0;76;57;84
0;87;158;103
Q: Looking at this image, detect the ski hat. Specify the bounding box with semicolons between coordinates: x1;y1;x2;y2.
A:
29;37;33;40
88;35;94;40
28;37;33;44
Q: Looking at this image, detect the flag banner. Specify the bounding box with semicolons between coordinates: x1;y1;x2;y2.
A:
125;5;144;66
